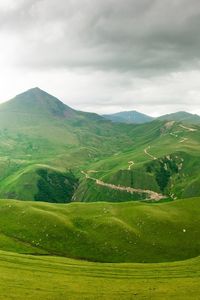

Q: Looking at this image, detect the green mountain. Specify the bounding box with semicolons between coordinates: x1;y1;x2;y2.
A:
0;87;75;117
0;88;200;203
102;110;154;124
157;111;200;124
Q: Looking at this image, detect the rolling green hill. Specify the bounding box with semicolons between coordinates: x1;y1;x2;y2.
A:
0;197;200;263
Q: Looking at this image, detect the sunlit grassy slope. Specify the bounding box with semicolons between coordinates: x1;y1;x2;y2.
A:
0;250;200;300
0;198;200;263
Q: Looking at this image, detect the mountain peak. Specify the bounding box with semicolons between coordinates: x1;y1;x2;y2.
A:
29;86;41;91
26;87;46;95
0;87;75;118
17;87;59;100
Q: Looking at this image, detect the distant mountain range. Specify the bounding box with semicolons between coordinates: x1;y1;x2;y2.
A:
102;111;154;124
102;110;200;124
2;88;199;125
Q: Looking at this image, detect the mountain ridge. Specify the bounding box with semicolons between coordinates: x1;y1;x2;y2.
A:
103;110;200;124
1;88;199;125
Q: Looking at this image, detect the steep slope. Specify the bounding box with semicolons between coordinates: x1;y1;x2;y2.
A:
102;110;154;124
0;198;200;263
158;111;200;124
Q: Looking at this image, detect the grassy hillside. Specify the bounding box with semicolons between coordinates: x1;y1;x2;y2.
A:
0;250;200;299
0;198;200;263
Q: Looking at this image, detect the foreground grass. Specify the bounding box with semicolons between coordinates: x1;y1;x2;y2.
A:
0;250;200;300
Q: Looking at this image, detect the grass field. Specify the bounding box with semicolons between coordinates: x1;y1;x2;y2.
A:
0;250;200;299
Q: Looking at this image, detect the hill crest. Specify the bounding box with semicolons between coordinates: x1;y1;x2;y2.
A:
158;111;200;124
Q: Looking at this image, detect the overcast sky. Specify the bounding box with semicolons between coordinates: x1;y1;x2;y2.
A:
0;0;200;116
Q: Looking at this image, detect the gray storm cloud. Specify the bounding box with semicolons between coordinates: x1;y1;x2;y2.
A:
1;0;200;74
0;0;200;115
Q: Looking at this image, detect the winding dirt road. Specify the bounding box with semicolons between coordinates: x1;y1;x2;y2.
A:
144;146;157;160
128;161;134;170
179;138;188;143
81;171;165;201
179;124;197;132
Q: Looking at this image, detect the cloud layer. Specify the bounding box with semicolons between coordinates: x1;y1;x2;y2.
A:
0;0;200;115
